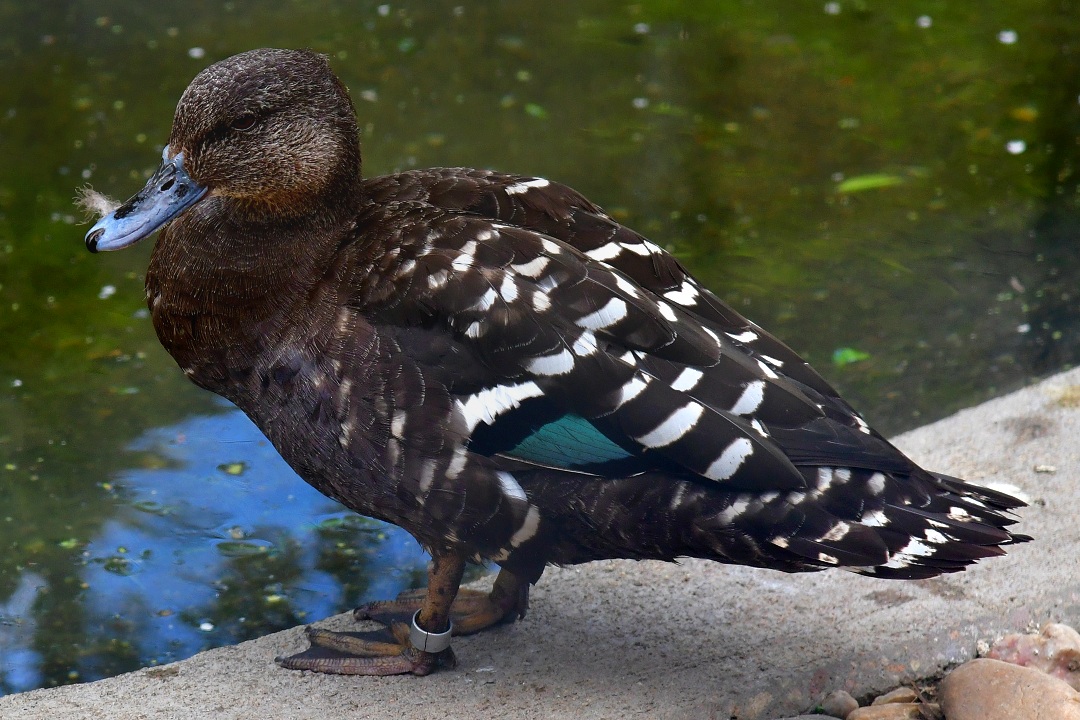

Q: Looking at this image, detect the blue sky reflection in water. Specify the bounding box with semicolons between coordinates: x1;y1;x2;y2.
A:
0;404;428;693
4;0;1080;695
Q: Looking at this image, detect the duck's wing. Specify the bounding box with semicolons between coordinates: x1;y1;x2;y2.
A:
352;193;913;495
362;169;901;474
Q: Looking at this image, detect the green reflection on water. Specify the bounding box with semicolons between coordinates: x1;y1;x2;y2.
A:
2;0;1079;694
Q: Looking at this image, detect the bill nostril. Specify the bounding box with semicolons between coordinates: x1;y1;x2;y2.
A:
160;179;175;192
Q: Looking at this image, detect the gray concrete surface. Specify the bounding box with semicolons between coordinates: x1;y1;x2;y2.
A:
4;368;1080;720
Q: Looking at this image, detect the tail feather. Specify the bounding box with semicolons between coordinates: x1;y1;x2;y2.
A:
510;464;1026;581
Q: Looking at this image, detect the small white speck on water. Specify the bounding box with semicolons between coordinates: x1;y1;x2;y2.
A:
199;622;214;632
377;4;390;16
632;97;649;109
11;379;22;388
998;29;1018;45
1017;323;1031;333
1006;139;1026;155
824;2;841;15
98;285;116;300
916;15;932;28
187;47;205;59
633;23;650;34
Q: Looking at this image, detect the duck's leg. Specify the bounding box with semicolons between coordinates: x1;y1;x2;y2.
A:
276;557;528;676
276;552;466;676
357;566;529;635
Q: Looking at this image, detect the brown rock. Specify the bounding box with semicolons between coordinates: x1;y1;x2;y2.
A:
847;704;922;719
871;687;919;705
820;689;859;718
989;622;1080;690
940;658;1080;720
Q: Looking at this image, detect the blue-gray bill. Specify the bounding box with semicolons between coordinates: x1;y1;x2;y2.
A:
85;146;206;253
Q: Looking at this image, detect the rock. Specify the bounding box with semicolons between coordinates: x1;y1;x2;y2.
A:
871;687;919;705
847;704;923;719
988;622;1080;690
940;658;1080;720
820;689;859;718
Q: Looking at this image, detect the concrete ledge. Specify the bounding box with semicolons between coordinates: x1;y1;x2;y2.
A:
4;369;1079;719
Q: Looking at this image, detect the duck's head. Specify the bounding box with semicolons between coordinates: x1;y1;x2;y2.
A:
85;48;361;252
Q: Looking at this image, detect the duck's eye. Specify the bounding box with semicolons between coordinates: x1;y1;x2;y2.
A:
230;114;258;131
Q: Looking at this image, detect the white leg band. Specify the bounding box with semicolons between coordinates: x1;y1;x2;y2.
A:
409;610;453;653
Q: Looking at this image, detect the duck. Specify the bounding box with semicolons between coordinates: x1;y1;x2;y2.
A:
83;48;1028;676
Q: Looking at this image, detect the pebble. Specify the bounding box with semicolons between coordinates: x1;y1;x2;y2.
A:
848;703;923;719
940;658;1080;720
820;689;859;718
989;622;1080;690
870;687;918;705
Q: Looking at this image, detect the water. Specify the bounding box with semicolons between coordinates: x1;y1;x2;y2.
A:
2;0;1079;694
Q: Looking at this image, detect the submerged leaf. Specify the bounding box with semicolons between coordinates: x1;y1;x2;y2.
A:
832;347;871;367
836;174;905;193
214;540;271;557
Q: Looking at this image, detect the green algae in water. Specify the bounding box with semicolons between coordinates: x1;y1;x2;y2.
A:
213;540;274;557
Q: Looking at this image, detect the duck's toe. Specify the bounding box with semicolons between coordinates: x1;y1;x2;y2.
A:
276;623;455;676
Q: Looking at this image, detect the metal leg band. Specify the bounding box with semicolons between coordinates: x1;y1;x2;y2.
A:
409;610;453;653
